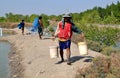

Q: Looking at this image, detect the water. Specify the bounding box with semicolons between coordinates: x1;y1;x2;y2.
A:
0;41;11;78
116;42;120;48
113;42;120;49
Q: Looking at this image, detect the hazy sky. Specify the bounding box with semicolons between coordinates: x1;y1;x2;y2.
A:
0;0;119;16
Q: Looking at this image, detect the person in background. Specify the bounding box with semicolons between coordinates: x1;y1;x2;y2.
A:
53;14;85;65
38;16;44;39
20;20;25;35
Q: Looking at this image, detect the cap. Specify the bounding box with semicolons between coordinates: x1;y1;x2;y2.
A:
63;14;71;18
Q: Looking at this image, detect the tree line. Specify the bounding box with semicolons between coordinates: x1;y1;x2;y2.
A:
0;1;120;26
71;1;120;24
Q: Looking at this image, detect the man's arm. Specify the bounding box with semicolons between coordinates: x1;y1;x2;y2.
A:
72;25;86;41
72;25;82;34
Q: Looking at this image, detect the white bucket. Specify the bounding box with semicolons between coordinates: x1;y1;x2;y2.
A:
78;42;88;55
49;46;58;58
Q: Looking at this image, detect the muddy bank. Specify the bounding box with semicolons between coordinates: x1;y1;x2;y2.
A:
3;29;17;35
0;36;24;78
9;43;24;78
0;22;32;28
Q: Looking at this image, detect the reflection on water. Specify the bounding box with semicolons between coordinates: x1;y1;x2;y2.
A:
0;41;10;78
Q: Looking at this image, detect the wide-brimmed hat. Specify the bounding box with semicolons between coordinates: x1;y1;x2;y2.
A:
63;14;71;18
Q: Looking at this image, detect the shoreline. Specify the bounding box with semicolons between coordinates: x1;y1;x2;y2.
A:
9;42;24;78
0;29;24;78
0;22;32;28
0;36;24;78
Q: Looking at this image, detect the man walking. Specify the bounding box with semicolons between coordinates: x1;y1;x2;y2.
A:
38;16;44;39
54;14;85;65
20;20;25;35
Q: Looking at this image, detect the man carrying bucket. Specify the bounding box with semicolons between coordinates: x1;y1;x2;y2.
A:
53;14;85;65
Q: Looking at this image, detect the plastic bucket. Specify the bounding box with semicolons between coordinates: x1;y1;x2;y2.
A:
49;46;58;58
78;42;88;55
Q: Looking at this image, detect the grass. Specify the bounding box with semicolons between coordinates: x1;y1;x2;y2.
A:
75;53;120;78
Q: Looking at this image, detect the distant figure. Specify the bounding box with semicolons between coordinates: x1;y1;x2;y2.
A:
19;20;25;35
53;14;85;65
38;16;44;39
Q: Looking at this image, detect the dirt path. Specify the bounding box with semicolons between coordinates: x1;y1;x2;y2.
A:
1;28;103;78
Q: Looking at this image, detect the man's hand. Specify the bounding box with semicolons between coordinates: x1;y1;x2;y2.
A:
79;32;85;42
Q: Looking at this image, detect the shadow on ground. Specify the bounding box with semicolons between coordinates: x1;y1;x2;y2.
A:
70;56;94;63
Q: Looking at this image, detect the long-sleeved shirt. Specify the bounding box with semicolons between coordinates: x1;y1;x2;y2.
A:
54;21;82;37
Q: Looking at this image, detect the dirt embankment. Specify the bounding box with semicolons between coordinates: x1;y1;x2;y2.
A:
0;22;32;28
0;28;105;78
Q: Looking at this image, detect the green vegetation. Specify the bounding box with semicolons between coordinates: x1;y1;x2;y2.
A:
72;24;120;54
71;2;120;78
1;1;120;26
71;1;120;24
48;26;54;32
75;53;120;78
0;13;50;28
0;1;120;78
78;24;120;46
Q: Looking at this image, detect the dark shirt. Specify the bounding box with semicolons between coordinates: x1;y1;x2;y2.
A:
62;21;82;34
20;22;25;28
72;25;82;34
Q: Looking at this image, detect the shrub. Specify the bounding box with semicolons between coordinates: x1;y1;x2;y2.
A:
102;47;120;56
75;53;120;78
87;40;103;52
76;24;120;46
48;26;54;32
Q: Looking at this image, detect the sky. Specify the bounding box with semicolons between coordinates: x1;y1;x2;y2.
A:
0;0;119;17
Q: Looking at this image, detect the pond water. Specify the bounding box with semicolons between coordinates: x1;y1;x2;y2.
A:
0;41;10;78
0;31;11;78
113;42;120;49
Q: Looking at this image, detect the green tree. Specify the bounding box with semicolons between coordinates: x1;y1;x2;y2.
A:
40;14;49;27
29;14;38;23
0;17;6;22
